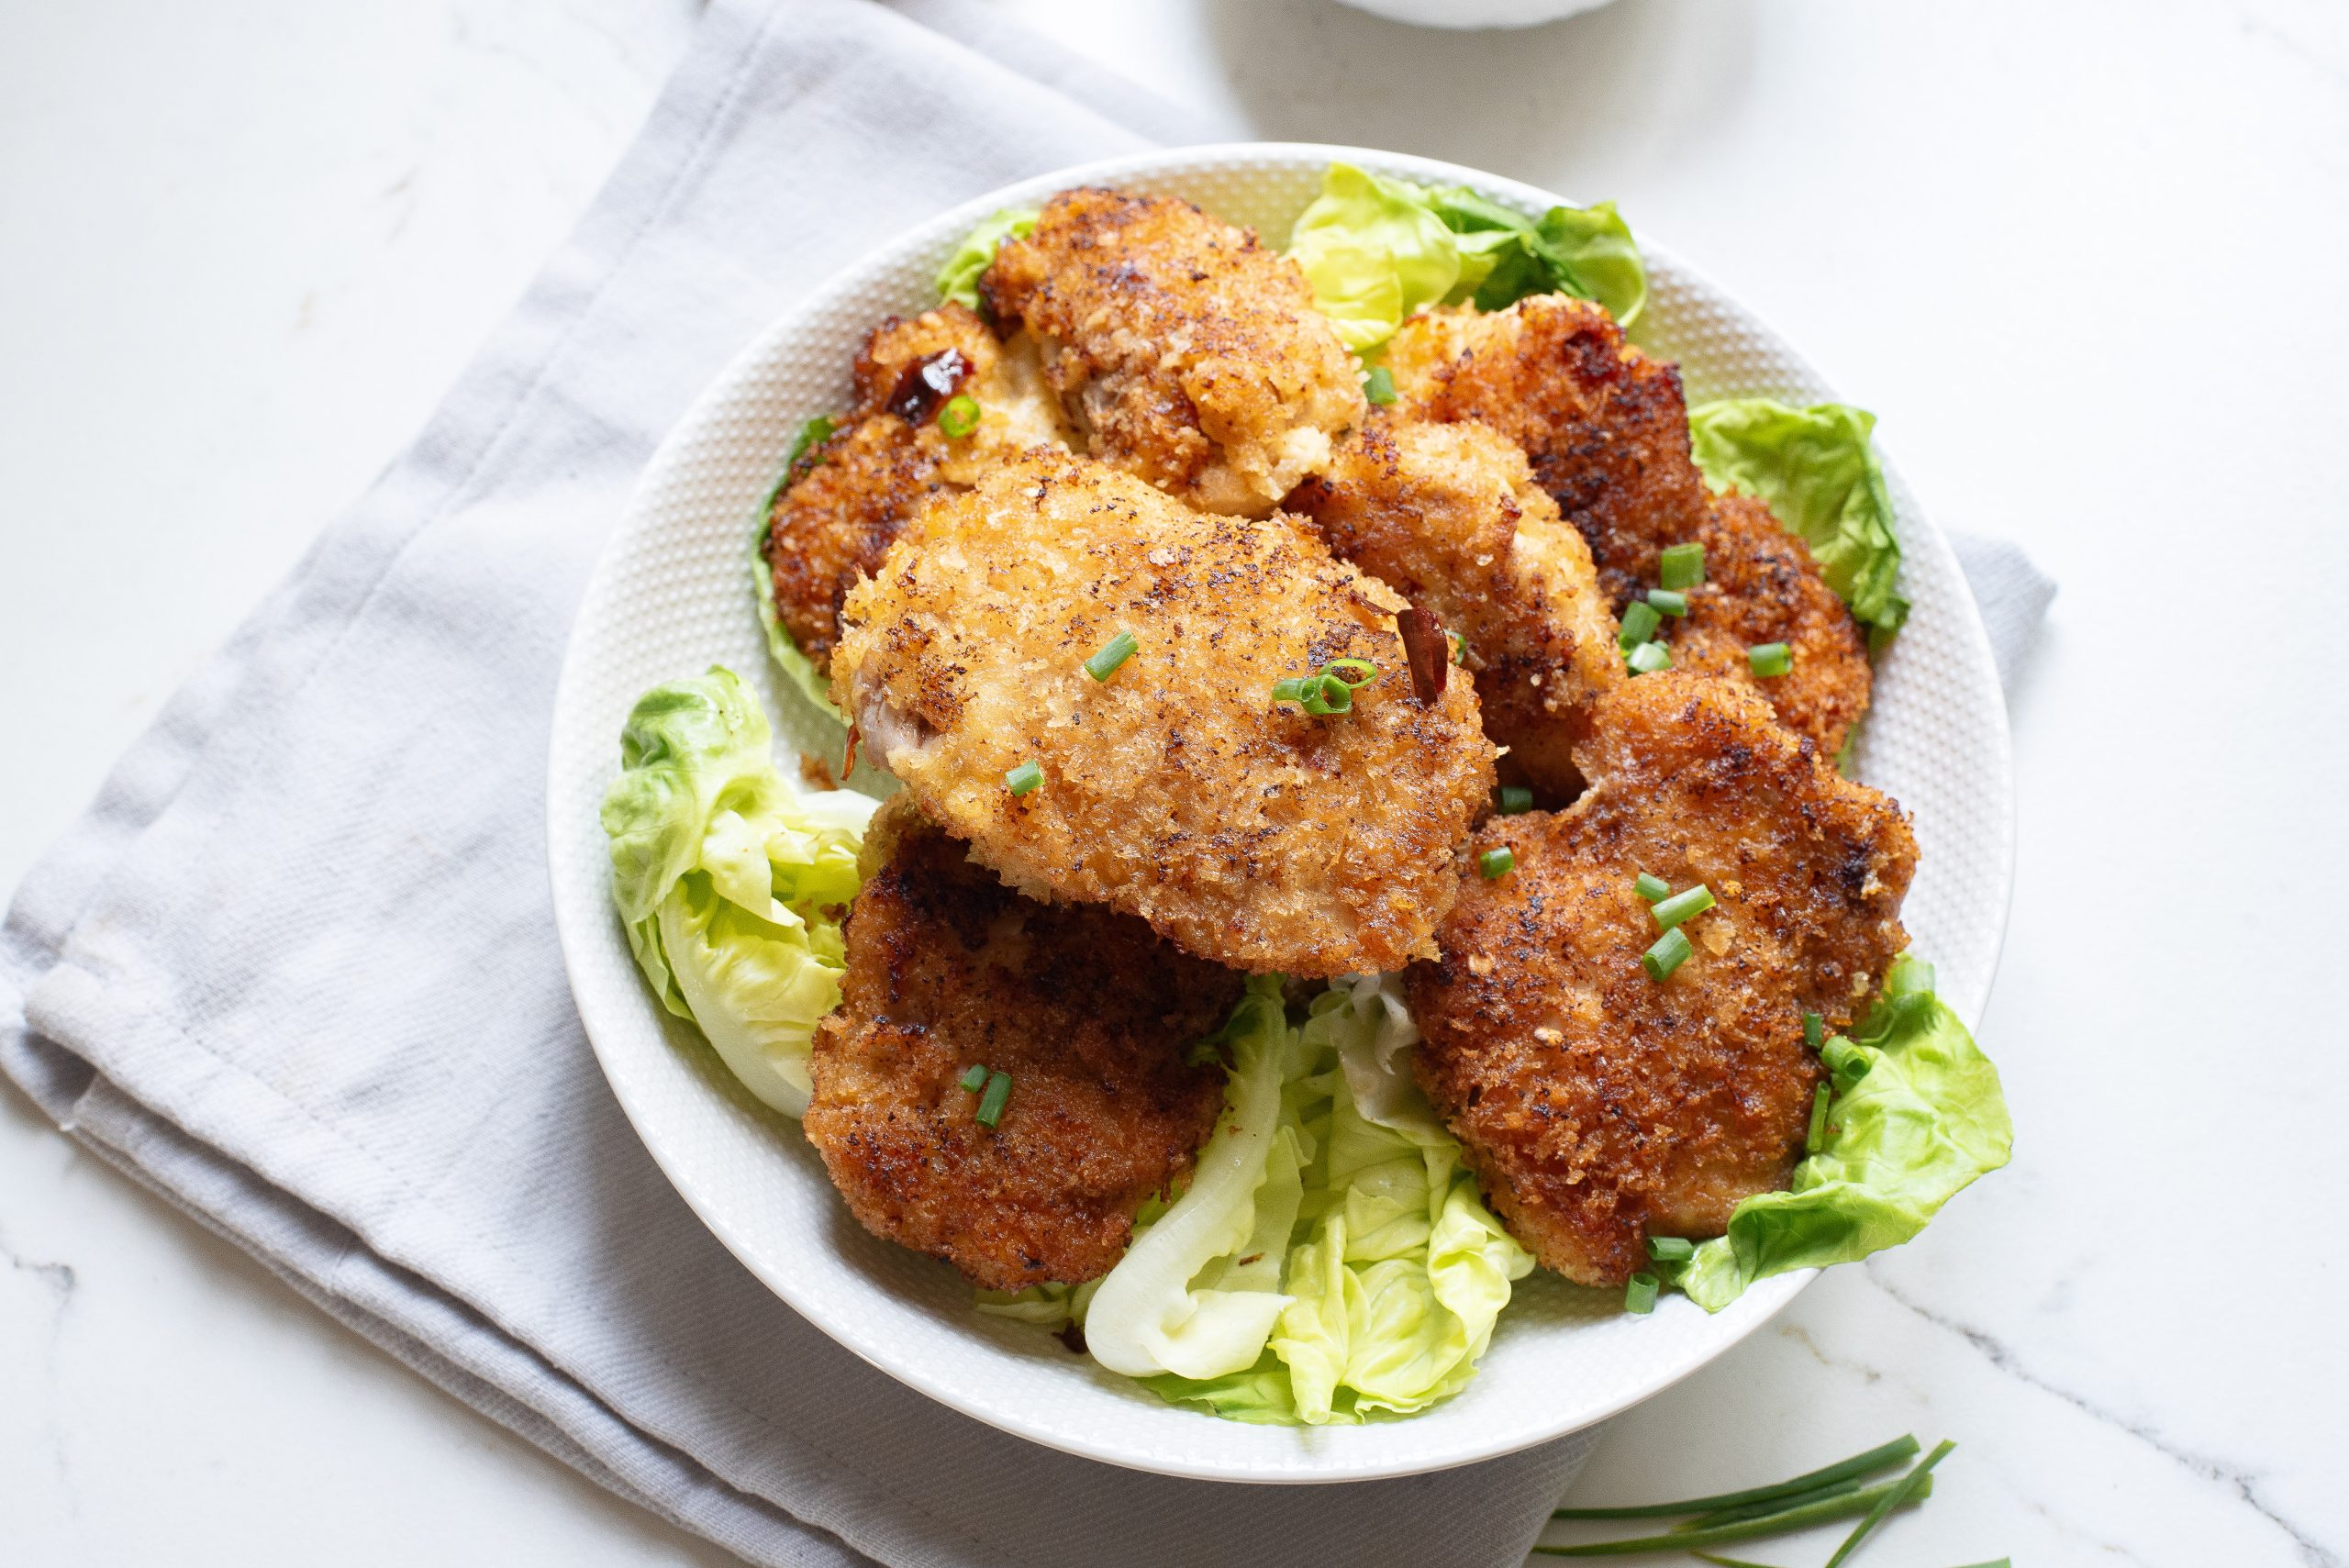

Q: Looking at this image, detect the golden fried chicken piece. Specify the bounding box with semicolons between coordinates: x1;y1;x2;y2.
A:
1288;416;1621;804
1405;672;1916;1285
831;452;1496;977
982;187;1364;517
763;303;1069;670
1665;494;1872;757
805;799;1236;1291
1386;295;1711;610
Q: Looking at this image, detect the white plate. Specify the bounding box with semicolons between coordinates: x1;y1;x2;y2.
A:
546;144;2013;1484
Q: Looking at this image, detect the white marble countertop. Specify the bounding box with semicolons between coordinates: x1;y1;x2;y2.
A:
3;2;2344;1563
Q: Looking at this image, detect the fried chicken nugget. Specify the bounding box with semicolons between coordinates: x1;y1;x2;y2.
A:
1288;416;1621;803
1386;295;1711;610
1405;672;1916;1285
805;798;1236;1290
1668;493;1873;757
763;303;1069;670
831;452;1497;977
982;188;1364;517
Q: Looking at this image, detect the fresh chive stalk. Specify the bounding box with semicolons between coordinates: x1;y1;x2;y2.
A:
1645;1236;1695;1262
1619;601;1663;649
1681;1474;1871;1530
1627;641;1672;675
1642;926;1692;982
1535;1474;1934;1557
1498;785;1535;816
1803;1011;1824;1050
1748;641;1793;678
1634;872;1670;903
1806;1082;1833;1153
1821;1440;1956;1568
937;394;982;439
958;1064;989;1093
974;1070;1013;1128
1479;847;1516;880
1658;541;1706;589
1623;1273;1660;1314
1651;884;1715;930
1647;588;1689;617
1363;365;1397;405
1084;630;1138;682
1004;761;1042;795
1553;1435;1921;1519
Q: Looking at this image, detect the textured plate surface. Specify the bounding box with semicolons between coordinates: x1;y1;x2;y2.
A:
547;144;2013;1484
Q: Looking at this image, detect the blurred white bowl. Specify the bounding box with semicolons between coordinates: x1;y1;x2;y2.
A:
1333;0;1618;29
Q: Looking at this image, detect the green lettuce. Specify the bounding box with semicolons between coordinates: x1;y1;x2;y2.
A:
1679;958;2011;1311
601;668;875;1117
935;206;1039;312
1085;976;1531;1424
1286;164;1646;352
754;418;849;725
1687;399;1909;643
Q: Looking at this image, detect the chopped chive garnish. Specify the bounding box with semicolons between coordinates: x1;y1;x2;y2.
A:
1822;1036;1872;1089
1646;588;1689;617
1084;630;1138;682
974;1070;1013;1128
1448;628;1466;665
1363;365;1397;405
1646;1236;1695;1262
1806;1082;1832;1153
1748;641;1793;678
1624;1273;1660;1314
1642;926;1692;981
1634;872;1670;903
1820;1441;1956;1568
1479;847;1516;880
1498;785;1534;816
958;1063;989;1093
1619;600;1662;649
1651;884;1715;930
937;394;982;438
1538;1474;1935;1556
1803;1011;1824;1050
1626;641;1673;675
1004;761;1042;795
1658;541;1706;589
1555;1436;1921;1520
1273;658;1380;716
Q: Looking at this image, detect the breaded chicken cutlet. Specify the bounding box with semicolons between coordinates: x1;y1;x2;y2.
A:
982;188;1364;517
1406;672;1917;1285
805;798;1236;1291
831;452;1497;978
1387;295;1874;753
763;303;1068;673
1288;416;1621;803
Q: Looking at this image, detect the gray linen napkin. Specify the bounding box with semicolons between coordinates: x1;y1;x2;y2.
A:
0;3;2054;1566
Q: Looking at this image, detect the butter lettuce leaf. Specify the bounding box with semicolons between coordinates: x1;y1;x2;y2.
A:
936;206;1039;312
601;668;875;1117
1680;958;2011;1311
1103;976;1531;1424
1287;164;1647;352
1687;398;1909;642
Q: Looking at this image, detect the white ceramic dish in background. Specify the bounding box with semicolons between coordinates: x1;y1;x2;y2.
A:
1334;0;1619;28
546;144;2013;1484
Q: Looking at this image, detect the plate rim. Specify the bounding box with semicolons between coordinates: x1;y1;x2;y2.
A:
546;139;2015;1484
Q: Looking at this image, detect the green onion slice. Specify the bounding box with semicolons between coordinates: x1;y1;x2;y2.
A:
1498;785;1535;816
1647;588;1689;617
1626;641;1673;675
1536;1473;1934;1557
937;394;982;439
1646;1236;1695;1262
1273;658;1380;716
958;1063;989;1092
1806;1082;1832;1153
1634;872;1670;903
1821;1036;1872;1089
1084;630;1138;682
1363;365;1397;405
1642;926;1692;981
1479;847;1516;880
1658;541;1706;590
1619;600;1663;650
975;1070;1013;1128
1820;1441;1956;1568
1554;1436;1920;1520
1651;884;1714;930
1624;1273;1660;1315
1803;1011;1824;1050
1004;761;1042;795
1748;641;1793;678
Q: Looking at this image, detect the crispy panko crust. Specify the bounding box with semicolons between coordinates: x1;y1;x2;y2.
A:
1386;295;1711;610
804;798;1236;1290
1666;493;1873;757
1405;672;1917;1285
1288;416;1622;804
981;187;1364;517
763;304;1068;668
831;452;1497;977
